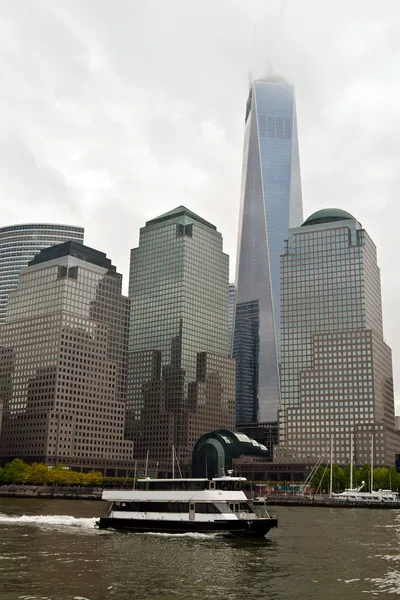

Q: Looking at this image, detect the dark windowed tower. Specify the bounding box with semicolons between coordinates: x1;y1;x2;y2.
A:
126;207;235;469
276;209;398;466
234;74;303;424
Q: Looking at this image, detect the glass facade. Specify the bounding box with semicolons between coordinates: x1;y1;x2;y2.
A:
228;282;235;354
234;75;303;424
276;211;397;466
0;224;84;323
127;207;235;468
0;241;134;470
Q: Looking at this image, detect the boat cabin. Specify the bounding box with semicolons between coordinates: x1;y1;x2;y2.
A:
135;477;247;492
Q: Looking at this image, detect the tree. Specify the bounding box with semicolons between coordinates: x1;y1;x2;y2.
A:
331;464;345;492
2;459;29;483
25;463;49;485
311;465;330;492
83;471;103;486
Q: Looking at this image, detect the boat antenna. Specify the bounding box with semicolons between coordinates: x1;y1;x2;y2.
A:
144;450;149;478
172;445;175;479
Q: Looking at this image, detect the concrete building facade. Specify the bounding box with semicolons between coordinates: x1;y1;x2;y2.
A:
276;209;399;467
0;241;134;473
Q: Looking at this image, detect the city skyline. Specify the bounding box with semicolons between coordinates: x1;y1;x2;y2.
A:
1;1;400;407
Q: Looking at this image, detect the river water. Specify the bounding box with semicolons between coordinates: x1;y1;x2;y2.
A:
0;498;399;599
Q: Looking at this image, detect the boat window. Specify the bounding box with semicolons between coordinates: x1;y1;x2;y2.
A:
215;503;233;513
115;502;190;512
215;481;243;491
192;503;220;514
135;480;208;492
238;502;254;513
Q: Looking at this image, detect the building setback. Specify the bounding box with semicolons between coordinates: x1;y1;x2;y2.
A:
234;73;303;425
126;206;235;470
0;241;134;473
276;209;399;466
0;223;84;323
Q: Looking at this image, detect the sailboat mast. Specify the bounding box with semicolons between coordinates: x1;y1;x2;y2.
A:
133;461;137;490
329;436;334;497
370;434;374;492
350;435;353;490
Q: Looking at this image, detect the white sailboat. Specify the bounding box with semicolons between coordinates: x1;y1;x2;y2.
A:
332;434;399;503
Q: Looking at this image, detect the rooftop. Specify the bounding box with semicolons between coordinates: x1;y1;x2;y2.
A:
28;240;117;272
255;73;290;85
146;206;217;230
302;208;355;227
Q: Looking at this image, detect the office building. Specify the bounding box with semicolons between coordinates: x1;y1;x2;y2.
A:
0;223;84;323
276;208;399;466
234;73;303;425
228;283;235;354
127;206;235;469
0;241;134;472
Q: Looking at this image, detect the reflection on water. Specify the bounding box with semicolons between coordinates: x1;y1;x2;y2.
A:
1;499;400;599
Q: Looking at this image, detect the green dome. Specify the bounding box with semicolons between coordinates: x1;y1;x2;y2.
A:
302;208;355;227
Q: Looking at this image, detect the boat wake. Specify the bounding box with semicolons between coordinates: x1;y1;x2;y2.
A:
136;531;224;540
0;514;97;529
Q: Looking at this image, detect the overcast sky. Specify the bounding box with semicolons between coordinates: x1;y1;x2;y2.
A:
1;0;400;404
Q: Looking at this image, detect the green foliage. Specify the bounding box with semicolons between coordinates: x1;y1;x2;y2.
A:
1;459;30;483
0;459;104;486
308;463;400;493
311;465;329;492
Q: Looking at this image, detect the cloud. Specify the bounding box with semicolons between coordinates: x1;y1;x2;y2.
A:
1;0;400;403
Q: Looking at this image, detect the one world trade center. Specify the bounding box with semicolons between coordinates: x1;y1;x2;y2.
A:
233;74;303;424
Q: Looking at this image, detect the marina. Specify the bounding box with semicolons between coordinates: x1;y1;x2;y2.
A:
258;493;400;509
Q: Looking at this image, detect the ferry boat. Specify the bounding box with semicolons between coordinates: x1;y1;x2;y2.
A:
96;475;278;537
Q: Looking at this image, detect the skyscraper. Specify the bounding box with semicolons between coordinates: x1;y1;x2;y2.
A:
275;209;399;466
234;74;303;424
0;224;84;322
228;283;235;354
0;241;134;472
126;207;235;469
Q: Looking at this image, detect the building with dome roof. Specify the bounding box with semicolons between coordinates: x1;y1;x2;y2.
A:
233;73;303;426
275;208;400;467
